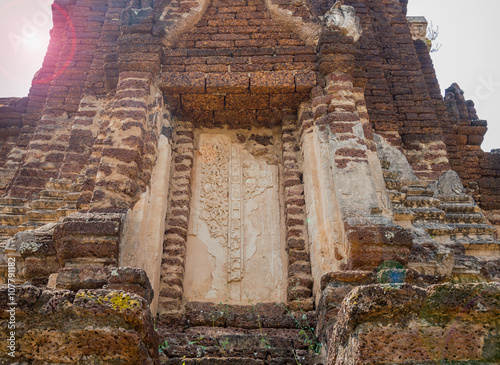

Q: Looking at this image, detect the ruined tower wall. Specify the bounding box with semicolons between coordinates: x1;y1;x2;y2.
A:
0;0;494;205
406;11;500;217
341;0;451;181
0;0;499;364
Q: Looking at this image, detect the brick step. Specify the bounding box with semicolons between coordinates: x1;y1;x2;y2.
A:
64;192;80;202
393;207;414;221
162;358;264;364
0;214;27;225
444;213;486;224
415;222;497;237
0;205;28;214
18;223;44;232
439;203;479;214
382;170;400;180
161;352;316;365
454;237;500;246
412;222;452;236
31;199;65;210
384;179;402;190
0;225;19;236
401;185;434;197
39;190;67;199
439;195;474;204
46;179;73;191
0;197;28;206
161;342;316;364
157;325;320;365
451;223;497;236
457;239;500;258
388;190;406;204
404;196;440;208
410;207;445;222
57;207;78;216
25;210;58;222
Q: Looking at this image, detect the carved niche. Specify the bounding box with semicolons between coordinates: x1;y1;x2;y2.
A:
184;131;286;304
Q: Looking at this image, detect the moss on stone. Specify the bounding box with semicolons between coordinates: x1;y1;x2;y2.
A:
20;240;42;256
76;290;141;312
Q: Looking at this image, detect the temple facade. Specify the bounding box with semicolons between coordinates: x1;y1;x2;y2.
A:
0;0;499;363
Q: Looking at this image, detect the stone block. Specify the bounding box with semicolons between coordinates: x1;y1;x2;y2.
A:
226;93;269;109
344;222;413;270
161;72;205;93
468;134;484;145
55;267;110;291
0;287;159;363
206;72;249;93
105;267;154;304
320;270;375;291
270;93;309;110
214;110;256;127
295;71;317;92
24;256;60;285
324;283;500;365
182;94;225;111
250;71;295;93
53;213;123;267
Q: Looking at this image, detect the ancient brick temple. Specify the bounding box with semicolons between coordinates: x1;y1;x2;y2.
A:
0;0;499;363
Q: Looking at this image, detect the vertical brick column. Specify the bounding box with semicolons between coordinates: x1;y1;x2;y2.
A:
158;121;194;313
88;3;163;210
350;4;403;148
371;0;449;181
342;0;451;181
282;114;314;310
89;72;152;209
58;97;101;182
85;0;130;95
88;72;166;211
478;152;500;213
313;29;381;218
300;29;412;295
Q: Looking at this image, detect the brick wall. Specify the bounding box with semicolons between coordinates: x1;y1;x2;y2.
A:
161;0;318;128
478;152;500;212
345;0;450;181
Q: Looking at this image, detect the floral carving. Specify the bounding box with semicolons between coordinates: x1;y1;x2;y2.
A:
199;142;229;242
228;145;243;282
197;138;275;284
243;161;273;201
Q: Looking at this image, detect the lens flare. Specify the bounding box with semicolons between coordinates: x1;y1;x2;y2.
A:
0;0;76;89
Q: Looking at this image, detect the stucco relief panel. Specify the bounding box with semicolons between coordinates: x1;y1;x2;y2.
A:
184;130;286;304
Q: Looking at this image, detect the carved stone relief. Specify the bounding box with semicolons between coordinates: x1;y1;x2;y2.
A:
407;16;428;42
198;141;229;241
184;129;286;304
431;170;466;197
323;1;362;42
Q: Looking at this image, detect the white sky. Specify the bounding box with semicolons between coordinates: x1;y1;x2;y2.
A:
407;0;500;152
0;0;52;96
0;0;498;151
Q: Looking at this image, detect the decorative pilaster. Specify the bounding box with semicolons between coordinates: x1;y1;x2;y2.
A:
301;12;412;299
282;114;314;310
158;121;194;313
